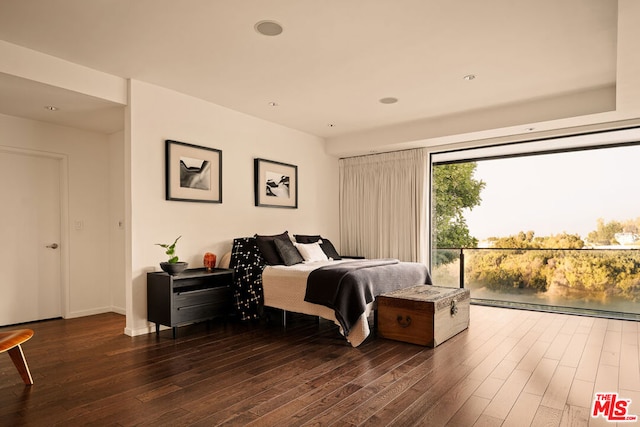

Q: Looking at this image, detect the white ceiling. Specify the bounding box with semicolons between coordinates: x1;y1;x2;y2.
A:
0;0;618;139
0;72;125;134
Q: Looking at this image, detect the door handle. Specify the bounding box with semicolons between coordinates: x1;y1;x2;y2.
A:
46;243;59;249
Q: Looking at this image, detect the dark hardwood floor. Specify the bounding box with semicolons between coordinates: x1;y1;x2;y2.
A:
1;305;638;426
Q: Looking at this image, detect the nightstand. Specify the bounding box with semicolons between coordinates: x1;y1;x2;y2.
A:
147;268;234;338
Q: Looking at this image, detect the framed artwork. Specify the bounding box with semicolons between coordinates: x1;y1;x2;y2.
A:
254;158;298;208
165;140;222;203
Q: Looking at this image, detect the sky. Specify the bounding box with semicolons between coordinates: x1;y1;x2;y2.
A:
463;144;640;241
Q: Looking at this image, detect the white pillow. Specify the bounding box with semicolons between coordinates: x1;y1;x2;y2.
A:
294;241;328;262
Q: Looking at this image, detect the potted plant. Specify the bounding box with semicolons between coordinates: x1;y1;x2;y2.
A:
156;236;188;275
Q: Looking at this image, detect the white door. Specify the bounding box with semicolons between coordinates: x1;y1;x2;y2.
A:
0;150;62;325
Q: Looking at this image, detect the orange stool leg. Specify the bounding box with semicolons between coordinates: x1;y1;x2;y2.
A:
7;344;33;385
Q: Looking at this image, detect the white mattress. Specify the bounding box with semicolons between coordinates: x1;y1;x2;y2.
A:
262;260;373;347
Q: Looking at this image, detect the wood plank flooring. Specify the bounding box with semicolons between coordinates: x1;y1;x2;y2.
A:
1;305;638;426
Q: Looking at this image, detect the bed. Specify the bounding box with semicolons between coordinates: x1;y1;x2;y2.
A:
262;259;432;346
226;233;432;347
228;231;432;347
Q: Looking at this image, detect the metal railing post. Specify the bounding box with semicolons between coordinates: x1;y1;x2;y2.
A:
459;248;465;289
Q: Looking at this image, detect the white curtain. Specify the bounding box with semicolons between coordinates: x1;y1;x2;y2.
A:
339;148;428;263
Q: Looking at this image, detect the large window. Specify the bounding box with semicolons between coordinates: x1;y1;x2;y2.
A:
431;127;640;319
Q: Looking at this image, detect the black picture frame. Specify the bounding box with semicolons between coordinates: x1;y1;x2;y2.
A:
254;158;298;208
165;140;222;203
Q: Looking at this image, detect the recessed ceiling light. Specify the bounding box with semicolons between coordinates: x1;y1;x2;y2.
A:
255;20;283;36
379;97;398;104
268;101;278;107
44;105;59;111
463;74;476;81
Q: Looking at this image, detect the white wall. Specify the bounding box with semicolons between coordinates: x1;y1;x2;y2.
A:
125;80;339;336
617;0;640;113
109;130;126;313
0;113;114;318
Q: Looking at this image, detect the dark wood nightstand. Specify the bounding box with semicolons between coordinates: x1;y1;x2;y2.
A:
147;268;234;338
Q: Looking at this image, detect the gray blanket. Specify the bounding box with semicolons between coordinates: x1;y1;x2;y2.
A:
304;259;432;336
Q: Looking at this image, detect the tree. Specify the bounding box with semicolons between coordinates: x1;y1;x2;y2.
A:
587;218;623;245
433;163;485;264
489;230;538;249
488;231;584;249
621;217;640;234
543;232;584;249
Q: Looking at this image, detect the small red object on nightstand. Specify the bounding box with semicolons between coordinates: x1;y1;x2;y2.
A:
203;252;217;271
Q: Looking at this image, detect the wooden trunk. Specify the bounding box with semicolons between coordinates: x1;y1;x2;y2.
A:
377;285;470;347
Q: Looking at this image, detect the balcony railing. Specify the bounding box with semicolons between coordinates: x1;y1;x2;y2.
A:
432;247;640;320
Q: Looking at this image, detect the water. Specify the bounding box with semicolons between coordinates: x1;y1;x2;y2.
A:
431;256;640;319
468;284;640;317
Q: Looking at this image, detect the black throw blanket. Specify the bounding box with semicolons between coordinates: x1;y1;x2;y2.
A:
304;259;432;336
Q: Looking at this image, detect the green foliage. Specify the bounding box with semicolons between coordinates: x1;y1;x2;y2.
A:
488;231;584;249
488;231;538;248
431;163;640;301
553;251;640;298
155;236;181;263
587;218;623;245
466;249;551;293
465;244;640;302
433;163;485;258
544;233;585;249
434;248;461;267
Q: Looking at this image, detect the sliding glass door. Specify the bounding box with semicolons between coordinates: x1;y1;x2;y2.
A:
430;128;640;319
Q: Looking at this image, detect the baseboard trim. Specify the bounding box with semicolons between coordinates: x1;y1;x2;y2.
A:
124;324;160;337
66;307;112;319
110;306;125;315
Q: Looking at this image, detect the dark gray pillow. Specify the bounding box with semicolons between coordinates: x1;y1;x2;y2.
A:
274;238;304;266
319;238;341;260
294;234;322;244
255;231;290;265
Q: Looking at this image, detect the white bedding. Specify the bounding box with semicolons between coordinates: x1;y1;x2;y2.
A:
262;260;373;347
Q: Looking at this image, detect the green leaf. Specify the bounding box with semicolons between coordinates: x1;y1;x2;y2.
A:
155;236;182;263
